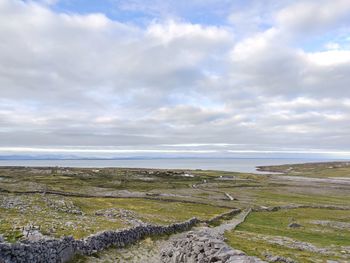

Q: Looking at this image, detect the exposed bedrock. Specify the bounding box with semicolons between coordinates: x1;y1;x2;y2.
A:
160;229;266;263
160;208;266;263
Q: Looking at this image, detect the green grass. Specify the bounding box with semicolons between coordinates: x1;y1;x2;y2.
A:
0;167;238;242
0;195;127;241
226;231;334;263
1;164;350;262
255;189;350;207
225;208;350;262
71;197;230;225
0;193;229;242
0;167;206;193
237;208;350;246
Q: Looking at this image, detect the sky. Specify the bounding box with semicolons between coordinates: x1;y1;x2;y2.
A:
1;0;350;159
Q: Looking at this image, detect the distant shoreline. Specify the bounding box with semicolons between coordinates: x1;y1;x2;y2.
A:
0;158;347;174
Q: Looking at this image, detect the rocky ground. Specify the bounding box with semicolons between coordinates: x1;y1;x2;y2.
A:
79;210;265;263
160;229;265;263
94;208;145;226
0;163;350;262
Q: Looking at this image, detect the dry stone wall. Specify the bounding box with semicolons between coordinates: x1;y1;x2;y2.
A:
253;204;350;212
203;209;241;224
0;218;199;263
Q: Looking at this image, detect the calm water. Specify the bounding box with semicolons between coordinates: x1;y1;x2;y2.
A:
0;158;340;173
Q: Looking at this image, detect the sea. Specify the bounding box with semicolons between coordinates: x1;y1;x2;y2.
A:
0;158;343;174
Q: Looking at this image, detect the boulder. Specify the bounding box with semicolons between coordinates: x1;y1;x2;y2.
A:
288;223;302;228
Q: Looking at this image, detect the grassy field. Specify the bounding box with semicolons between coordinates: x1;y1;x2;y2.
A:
71;197;229;224
0;193;229;242
0;162;350;262
226;208;350;262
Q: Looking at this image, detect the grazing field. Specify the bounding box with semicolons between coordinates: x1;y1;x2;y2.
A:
0;162;350;262
226;208;350;262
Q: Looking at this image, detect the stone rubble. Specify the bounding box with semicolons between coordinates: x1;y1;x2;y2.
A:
160;229;266;263
45;198;83;215
0;196;31;212
263;253;296;263
22;225;49;242
160;208;267;263
95;208;145;226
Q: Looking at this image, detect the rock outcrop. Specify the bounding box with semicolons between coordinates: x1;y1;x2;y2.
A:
160;208;266;263
160;229;265;263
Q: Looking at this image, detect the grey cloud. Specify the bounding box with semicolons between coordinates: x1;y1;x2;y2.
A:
229;29;350;98
276;0;350;36
0;0;350;156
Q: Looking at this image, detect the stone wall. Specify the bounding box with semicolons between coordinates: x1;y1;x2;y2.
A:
253;204;350;212
0;218;199;263
203;208;241;224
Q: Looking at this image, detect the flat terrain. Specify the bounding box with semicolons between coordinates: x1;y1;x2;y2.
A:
0;161;350;262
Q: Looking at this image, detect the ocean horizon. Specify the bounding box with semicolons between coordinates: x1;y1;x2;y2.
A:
0;158;345;174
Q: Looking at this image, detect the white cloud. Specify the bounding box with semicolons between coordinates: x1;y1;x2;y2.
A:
324;42;341;50
230;28;279;61
306;50;350;66
146;20;230;44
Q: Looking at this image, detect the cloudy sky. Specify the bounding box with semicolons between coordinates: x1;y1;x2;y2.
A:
1;0;350;158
